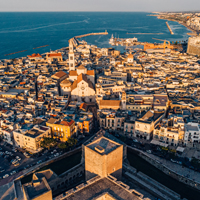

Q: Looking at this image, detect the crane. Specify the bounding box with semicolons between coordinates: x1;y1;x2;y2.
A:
152;38;172;53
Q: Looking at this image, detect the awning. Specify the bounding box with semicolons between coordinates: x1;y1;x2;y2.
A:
176;146;185;152
150;140;168;147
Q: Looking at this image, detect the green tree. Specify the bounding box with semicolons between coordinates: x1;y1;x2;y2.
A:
58;143;67;149
66;138;77;147
40;137;57;150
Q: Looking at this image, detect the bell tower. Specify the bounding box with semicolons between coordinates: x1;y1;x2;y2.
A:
121;91;126;110
68;39;75;71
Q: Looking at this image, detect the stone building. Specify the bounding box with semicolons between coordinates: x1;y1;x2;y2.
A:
71;73;95;103
84;136;124;181
187;36;200;56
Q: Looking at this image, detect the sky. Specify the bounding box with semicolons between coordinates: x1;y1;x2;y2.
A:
1;0;200;12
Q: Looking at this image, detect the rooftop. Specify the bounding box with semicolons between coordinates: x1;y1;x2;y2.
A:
87;136;120;155
62;177;141;200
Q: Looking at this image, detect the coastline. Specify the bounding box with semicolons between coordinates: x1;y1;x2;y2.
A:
150;13;197;36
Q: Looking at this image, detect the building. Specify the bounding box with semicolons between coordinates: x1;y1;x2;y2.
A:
135;110;164;140
84;136;123;181
51;71;68;81
153;116;185;146
71;73;95;103
99;100;121;110
68;40;75;71
46;118;75;142
13;125;51;151
184;122;200;147
22;170;56;200
46;52;63;63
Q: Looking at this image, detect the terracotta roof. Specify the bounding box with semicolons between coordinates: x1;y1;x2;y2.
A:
71;73;94;91
100;100;121;107
60;79;72;86
77;73;88;84
86;70;95;76
60;119;74;126
77;65;86;69
46;118;57;124
128;54;133;59
28;53;42;58
80;103;87;110
47;53;62;57
52;71;67;79
69;70;77;76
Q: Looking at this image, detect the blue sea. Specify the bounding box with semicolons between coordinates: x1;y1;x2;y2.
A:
0;12;191;59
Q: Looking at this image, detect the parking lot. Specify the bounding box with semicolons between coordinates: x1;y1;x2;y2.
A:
0;132;93;185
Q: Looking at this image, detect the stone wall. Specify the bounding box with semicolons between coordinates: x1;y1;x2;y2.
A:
187;36;200;56
128;147;200;191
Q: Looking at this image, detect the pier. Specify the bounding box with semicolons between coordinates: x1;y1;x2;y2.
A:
127;33;163;35
69;31;108;47
74;30;108;39
166;22;174;35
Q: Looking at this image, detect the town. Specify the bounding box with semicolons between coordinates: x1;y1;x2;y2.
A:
0;27;200;199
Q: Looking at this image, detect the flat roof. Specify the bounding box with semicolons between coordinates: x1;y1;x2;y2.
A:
25;129;44;138
62;177;141;200
87;136;121;155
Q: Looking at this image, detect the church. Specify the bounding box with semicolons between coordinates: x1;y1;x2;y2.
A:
60;40;96;102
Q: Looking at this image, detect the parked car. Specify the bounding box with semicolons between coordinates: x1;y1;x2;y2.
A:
14;162;20;167
3;174;9;179
10;171;16;175
146;150;152;154
133;139;138;143
170;159;177;163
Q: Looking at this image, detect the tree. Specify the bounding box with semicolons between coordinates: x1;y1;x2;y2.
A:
58;143;67;150
40;137;57;150
66;137;77;147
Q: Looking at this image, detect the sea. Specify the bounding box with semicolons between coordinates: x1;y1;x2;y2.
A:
0;12;191;60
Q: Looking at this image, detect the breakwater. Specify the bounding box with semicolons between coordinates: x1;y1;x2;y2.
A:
166;22;174;35
75;30;108;39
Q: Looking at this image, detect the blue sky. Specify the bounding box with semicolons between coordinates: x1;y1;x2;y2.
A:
1;0;200;12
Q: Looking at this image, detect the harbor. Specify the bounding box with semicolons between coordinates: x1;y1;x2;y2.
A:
109;34;144;46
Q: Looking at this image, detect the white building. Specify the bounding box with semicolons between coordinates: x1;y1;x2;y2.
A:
184;122;200;146
134;110;164;140
71;73;95;103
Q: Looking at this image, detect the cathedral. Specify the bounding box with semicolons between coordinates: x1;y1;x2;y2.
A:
60;40;95;102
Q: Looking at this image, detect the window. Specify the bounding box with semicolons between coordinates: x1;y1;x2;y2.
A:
70;56;73;60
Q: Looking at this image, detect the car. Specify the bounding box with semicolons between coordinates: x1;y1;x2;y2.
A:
16;156;21;161
12;149;17;153
170;159;177;163
3;174;9;179
10;171;16;175
0;169;5;173
0;147;2;150
133;139;138;143
37;160;42;164
14;162;19;167
146;150;152;154
12;159;18;164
